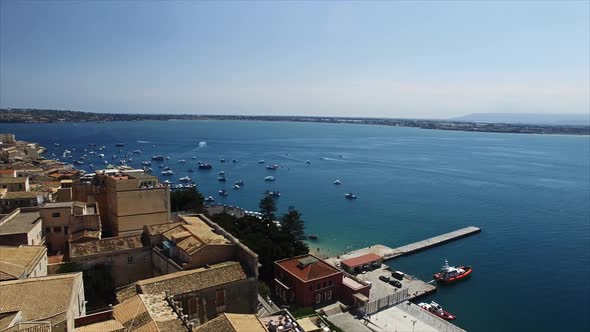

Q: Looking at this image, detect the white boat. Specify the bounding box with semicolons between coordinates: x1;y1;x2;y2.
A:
306;160;311;164
179;176;191;182
264;176;276;181
204;196;214;202
164;180;172;185
334;180;341;185
345;193;357;199
219;171;225;176
98;153;104;158
178;159;186;163
133;150;142;154
258;160;265;164
142;161;151;166
161;170;174;176
233;184;240;189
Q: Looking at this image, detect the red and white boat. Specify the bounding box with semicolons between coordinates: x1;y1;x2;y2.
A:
418;301;456;321
433;260;472;283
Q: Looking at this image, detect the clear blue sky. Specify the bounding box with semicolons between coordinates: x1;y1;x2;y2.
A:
1;0;589;118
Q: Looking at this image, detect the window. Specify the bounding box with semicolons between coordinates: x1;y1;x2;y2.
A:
45;227;51;233
54;226;61;233
127;256;133;264
216;290;226;313
317;284;321;290
64;226;69;235
323;282;326;288
328;280;332;286
316;293;322;304
326;290;332;301
189;297;198;315
51;212;60;218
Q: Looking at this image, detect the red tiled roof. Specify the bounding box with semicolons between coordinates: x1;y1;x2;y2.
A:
276;255;341;282
340;253;382;268
0;169;15;174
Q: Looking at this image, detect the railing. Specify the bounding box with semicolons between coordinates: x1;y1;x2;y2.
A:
397;301;466;332
360;288;409;315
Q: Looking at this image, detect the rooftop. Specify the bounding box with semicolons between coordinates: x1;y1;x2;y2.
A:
0;170;15;175
70;235;144;259
74;319;125;332
340;253;383;268
1;191;46;199
0;178;27;184
0;273;82;324
70;229;101;243
276;254;341;282
112;294;185;332
41;201;75;209
136;261;247;296
0;245;47;281
194;313;267;332
0;210;41;235
163;216;231;255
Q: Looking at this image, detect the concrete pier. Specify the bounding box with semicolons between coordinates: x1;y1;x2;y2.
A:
326;226;481;266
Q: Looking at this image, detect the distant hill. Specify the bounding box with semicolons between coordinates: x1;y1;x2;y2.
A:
453;113;590;126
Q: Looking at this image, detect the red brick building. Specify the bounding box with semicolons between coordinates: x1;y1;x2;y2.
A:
274;254;343;307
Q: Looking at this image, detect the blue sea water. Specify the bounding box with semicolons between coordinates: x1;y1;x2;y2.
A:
3;120;589;332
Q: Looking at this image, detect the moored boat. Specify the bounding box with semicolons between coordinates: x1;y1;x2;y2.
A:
433;260;472;283
152;155;164;161
264;176;275;181
179;176;191;182
334;179;341;185
265;164;279;170
198;162;213;169
418;302;456;321
345;193;357;199
218;189;228;196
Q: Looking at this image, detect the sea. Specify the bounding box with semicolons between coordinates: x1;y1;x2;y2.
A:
2;120;589;332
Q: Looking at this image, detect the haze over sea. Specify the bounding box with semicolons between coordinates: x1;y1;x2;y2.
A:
3;120;589;332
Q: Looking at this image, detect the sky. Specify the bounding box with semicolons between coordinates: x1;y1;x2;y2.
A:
1;1;589;118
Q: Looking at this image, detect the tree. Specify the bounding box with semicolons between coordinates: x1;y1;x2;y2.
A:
170;187;204;212
259;195;277;221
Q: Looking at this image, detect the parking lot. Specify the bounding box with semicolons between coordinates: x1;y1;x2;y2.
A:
353;265;436;300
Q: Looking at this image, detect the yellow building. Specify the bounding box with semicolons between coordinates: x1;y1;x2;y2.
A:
73;170;170;236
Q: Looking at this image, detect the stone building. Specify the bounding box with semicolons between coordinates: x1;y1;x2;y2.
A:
0;177;29;192
73;170;170;236
0;272;86;331
0;245;47;280
40;201;101;254
0;190;49;213
0;208;44;246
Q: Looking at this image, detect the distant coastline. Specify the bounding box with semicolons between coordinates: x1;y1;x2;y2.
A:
1;108;588;135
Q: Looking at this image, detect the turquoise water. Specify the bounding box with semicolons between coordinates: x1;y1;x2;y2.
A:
3;120;589;331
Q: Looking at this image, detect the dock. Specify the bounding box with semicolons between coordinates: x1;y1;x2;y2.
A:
326;226;481;266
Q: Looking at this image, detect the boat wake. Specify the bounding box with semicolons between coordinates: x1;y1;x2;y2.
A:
136;140;152;144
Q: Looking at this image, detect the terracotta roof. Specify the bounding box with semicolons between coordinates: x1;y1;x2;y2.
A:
276;255;341;282
340;253;383;268
0;178;27;184
137;261;247;296
194;313;267;332
0;210;41;235
0;170;15;175
75;319;125;332
70;235;144;259
0;273;82;324
0;245;46;281
112;294;185;332
161;216;231;255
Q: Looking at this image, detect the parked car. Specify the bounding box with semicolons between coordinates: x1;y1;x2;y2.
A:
379;275;391;283
389;280;402;288
392;271;404;280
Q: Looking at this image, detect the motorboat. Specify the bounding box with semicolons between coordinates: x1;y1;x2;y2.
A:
265;190;280;197
264;176;276;181
418;302;456;321
219;171;225;176
165;156;170;160
345;193;357;199
73;160;84;165
233;184;241;189
179;176;191;182
204;196;215;202
115;143;125;147
152;155;165;161
334;180;341;185
142;161;151;166
308;234;318;240
218;176;227;182
220;158;226;163
218;190;228;196
161;170;174;176
164;166;171;171
235;180;244;186
433;260;473;284
192;156;197;159
133;150;142;154
306;160;311;164
178;159;186;163
198;162;213;169
232;159;238;163
164;180;172;185
258;160;265;164
266;164;279;170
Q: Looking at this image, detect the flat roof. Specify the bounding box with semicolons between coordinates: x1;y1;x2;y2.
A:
70;235;144;258
340;253;383;268
1;191;45;199
42;201;74;208
0;210;41;235
0;177;27;184
276;254;341;282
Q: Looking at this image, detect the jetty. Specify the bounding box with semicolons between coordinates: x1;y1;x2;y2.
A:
326;226;481;265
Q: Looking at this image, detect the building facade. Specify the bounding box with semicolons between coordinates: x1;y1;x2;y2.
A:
0;208;44;246
0;245;47;280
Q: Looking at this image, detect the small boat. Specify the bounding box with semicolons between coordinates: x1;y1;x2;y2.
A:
258;160;265;164
306;160;311;164
165;156;170;160
73;160;84;165
232;159;238;163
158;165;164;169
220;158;226;163
115;143;125;147
233;184;240;189
187;168;195;173
133;150;142;154
333;180;341;185
218;176;227;182
266;164;279;170
235;180;244;186
264;176;276;181
198;163;213;169
219;171;225;176
265;190;280;197
53;143;61;146
152;155;164;161
146;168;153;172
164;166;171;171
142;161;151;166
89;164;94;168
164;180;172;185
192;156;197;159
218;190;228;196
161;170;174;176
308;234;318;240
179;176;191;182
178;159;186;163
433;260;472;284
127;158;133;162
204;196;215;202
418;302;456;321
345;193;357;199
